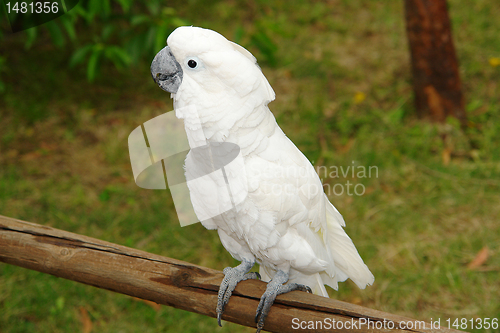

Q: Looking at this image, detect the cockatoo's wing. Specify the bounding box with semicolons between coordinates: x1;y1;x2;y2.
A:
250;130;374;295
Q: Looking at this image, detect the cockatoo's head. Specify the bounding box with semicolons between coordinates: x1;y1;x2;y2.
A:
151;26;274;108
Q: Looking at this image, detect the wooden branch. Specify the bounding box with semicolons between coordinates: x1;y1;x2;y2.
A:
404;0;467;126
0;215;461;333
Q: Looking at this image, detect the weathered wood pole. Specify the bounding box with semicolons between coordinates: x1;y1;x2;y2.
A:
0;215;464;333
404;0;467;126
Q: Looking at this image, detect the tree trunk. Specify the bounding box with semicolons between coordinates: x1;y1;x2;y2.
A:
404;0;467;126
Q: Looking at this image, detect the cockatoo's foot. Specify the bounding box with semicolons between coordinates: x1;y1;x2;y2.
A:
216;259;260;326
254;270;312;333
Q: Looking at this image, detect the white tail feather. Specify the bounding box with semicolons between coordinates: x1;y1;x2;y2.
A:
324;201;374;289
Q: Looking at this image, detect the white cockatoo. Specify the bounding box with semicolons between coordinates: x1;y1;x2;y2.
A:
150;26;374;332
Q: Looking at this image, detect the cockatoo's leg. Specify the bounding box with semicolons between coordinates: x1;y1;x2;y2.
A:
255;270;312;333
216;258;260;326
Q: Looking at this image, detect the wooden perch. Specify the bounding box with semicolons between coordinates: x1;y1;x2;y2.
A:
0;215;461;333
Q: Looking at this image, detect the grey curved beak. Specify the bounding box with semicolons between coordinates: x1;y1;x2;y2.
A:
151;46;183;94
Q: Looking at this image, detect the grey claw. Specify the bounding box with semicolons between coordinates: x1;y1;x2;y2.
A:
217;313;222;327
298;285;312;293
254;270;312;332
215;259;256;327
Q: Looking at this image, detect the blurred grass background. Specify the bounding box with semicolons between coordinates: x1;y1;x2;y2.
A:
1;0;499;332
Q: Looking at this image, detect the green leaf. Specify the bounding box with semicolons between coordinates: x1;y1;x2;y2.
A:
250;30;278;66
45;21;65;48
0;56;5;93
145;26;157;53
87;47;102;82
102;24;115;41
87;0;100;20
101;0;111;18
154;24;169;52
69;4;89;21
161;7;176;17
24;27;38;49
130;15;151;26
60;16;77;41
69;44;93;68
146;0;160;15
126;36;143;63
171;17;189;27
116;0;133;13
104;46;131;69
233;26;244;44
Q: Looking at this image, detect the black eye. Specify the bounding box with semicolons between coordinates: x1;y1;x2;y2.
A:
188;59;197;68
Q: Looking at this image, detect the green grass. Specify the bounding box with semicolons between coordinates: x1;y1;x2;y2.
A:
1;0;499;332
